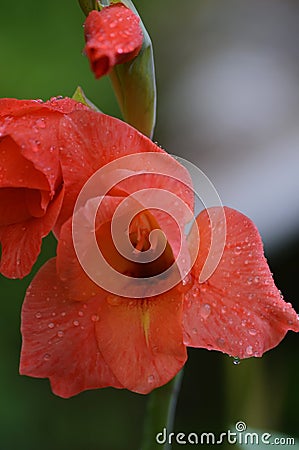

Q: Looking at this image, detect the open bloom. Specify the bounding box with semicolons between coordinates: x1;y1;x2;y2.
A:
0;97;88;278
19;106;299;397
84;3;143;78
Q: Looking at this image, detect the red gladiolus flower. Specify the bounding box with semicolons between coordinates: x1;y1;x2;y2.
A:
84;4;143;78
0;97;88;278
19;108;299;398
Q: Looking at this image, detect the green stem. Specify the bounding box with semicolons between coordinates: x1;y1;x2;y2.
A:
141;369;184;450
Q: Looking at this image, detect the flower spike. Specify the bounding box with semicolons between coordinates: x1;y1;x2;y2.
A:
81;0;156;138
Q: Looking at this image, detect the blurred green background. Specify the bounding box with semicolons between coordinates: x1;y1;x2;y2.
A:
0;0;298;449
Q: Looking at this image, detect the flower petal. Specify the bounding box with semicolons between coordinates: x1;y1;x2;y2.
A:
56;196;124;301
20;259;121;398
0;97;88;193
0;187;64;278
84;5;143;78
95;290;187;394
55;110;193;234
0;136;48;190
183;207;299;358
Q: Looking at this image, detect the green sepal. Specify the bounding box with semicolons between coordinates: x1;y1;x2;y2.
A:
72;86;102;112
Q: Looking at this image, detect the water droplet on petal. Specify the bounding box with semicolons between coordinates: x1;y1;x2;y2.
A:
48;322;55;329
91;314;99;322
248;328;257;336
36;118;46;128
246;345;253;356
192;327;198;335
200;303;211;319
234;246;242;255
148;375;154;383
57;330;64;338
35;312;42;319
78;310;84;317
43;353;51;361
217;337;225;346
253;276;260;284
73;320;79;327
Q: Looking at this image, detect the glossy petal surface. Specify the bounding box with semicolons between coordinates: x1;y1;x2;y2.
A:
0;188;64;278
0;97;88;278
95;290;186;394
20;259;121;398
56;110;193;234
183;207;299;358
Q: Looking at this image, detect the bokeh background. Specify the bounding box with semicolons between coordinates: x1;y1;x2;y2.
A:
0;0;298;448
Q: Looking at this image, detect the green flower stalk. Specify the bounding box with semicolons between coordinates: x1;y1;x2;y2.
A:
108;0;156;138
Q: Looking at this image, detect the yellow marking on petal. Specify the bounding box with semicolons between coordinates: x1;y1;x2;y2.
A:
141;308;150;347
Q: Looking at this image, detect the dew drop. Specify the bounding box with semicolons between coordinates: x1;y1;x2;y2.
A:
246;345;253;356
91;314;99;322
36;118;46;129
192;327;198;335
248;328;257;336
253;276;260;284
48;322;55;329
200;303;211;319
78;310;84;317
43;353;51;361
234;246;242;255
247;277;253;285
35;312;42;319
57;330;64;338
148;375;154;383
73;320;79;327
199;284;207;293
233;357;240;365
217;337;225;346
192;287;199;298
61;312;66;317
